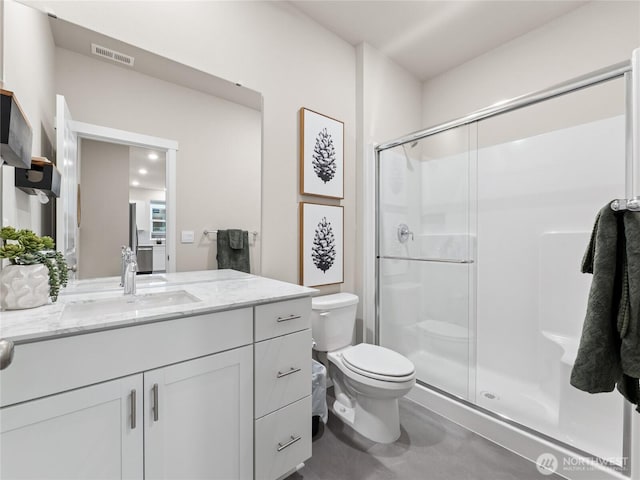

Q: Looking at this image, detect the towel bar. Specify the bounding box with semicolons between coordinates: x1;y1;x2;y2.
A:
610;197;640;212
203;230;259;239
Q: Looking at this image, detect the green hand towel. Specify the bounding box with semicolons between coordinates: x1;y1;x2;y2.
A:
570;204;640;412
228;229;244;250
216;229;250;273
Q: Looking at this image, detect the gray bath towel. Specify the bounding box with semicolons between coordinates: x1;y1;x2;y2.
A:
216;229;250;273
570;204;640;412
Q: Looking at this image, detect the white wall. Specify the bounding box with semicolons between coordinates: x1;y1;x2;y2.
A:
356;43;423;341
358;43;423;144
0;0;4;82
130;187;165;205
422;0;640;127
42;1;357;291
55;47;262;273
1;0;55;234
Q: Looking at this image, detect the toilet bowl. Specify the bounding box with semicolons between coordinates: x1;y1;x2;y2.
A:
312;293;416;443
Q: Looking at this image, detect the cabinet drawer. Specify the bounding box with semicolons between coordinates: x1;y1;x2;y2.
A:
1;308;252;407
255;330;312;418
254;297;311;342
255;396;311;480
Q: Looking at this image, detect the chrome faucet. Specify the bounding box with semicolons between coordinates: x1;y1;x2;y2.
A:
120;246;129;287
121;246;137;295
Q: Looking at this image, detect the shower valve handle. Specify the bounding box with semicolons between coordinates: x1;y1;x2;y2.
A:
397;224;414;243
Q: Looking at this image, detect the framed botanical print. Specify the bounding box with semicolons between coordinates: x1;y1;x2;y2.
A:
300;202;344;287
300;108;344;199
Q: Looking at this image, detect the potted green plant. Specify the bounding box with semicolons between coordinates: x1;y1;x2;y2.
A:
0;227;69;310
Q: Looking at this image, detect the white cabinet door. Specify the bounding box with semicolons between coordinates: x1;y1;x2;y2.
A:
144;345;253;480
152;245;166;271
0;374;143;479
135;201;150;231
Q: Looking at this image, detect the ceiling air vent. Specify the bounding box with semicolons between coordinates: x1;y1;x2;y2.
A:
91;43;135;67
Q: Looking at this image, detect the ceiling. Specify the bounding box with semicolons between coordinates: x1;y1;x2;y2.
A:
47;14;262;110
39;0;588;85
129;147;166;192
289;0;588;81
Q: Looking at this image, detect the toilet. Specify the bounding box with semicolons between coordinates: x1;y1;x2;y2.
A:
311;293;416;443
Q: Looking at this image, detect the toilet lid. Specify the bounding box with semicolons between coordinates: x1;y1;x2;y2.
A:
342;344;415;378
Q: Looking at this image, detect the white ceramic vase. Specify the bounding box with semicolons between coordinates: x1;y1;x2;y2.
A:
0;264;50;310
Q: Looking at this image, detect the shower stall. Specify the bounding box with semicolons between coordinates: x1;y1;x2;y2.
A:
374;51;639;479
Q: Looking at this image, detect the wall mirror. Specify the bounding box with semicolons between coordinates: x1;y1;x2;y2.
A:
2;2;263;279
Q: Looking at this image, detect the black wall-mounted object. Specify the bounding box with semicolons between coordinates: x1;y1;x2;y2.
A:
15;157;61;198
1;89;33;169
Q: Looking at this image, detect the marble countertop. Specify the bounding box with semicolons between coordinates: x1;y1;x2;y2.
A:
0;270;316;344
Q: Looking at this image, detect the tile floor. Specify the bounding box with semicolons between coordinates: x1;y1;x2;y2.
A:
288;398;562;480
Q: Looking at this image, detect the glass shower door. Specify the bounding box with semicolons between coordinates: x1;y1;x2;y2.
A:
378;125;475;400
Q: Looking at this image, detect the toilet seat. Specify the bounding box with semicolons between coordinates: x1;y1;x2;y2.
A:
341;344;415;383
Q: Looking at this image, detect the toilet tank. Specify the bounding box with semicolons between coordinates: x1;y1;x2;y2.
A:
311;293;359;352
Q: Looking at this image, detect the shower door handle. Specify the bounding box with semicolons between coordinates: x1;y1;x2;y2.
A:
397;224;414;243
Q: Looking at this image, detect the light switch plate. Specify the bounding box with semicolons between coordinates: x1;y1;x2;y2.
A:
181;230;195;243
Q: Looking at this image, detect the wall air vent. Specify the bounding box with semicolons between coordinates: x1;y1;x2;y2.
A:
91;43;135;67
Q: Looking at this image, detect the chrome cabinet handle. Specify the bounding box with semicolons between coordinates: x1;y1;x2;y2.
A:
277;435;301;452
130;389;137;429
276;367;301;378
152;383;159;422
276;314;301;323
0;339;15;371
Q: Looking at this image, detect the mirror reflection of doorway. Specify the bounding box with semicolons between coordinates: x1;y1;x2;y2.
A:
129;147;167;276
78;139;166;279
79;141;167;279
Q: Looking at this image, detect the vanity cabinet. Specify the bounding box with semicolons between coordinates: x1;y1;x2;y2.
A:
0;346;253;480
0;290;312;480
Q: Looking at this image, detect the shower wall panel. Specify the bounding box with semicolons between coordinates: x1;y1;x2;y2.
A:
475;81;626;461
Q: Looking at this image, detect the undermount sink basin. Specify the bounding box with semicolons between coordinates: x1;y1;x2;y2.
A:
62;290;200;318
63;274;168;294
